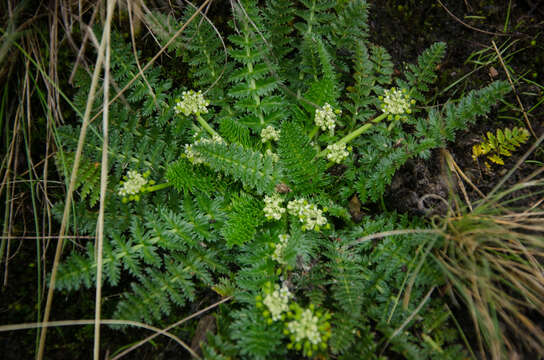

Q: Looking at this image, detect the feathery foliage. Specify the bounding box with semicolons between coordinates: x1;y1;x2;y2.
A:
51;1;518;358
472;126;530;166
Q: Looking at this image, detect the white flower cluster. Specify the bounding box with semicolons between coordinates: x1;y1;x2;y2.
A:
263;194;286;220
315;103;341;135
326;143;349;164
287;308;322;345
265;149;280;163
379;87;413;116
118;170;148;196
184;134;224;164
287;199;327;231
184;144;204;164
263;284;292;321
261;125;280;143
272;234;289;265
174;90;210;116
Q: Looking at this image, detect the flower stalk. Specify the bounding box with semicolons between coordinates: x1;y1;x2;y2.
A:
317;113;388;158
196;113;219;138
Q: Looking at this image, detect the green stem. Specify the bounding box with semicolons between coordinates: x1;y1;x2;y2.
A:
146;182;172;193
371;112;388;124
309;125;319;139
317;113;388;157
195;113;219;138
338;123;373;145
380;194;387;212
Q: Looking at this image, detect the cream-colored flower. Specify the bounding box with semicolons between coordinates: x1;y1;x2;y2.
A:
379;87;413;117
265;149;280;163
261;125;280;143
184;134;225;164
287;199;327;231
326;143;349;164
287;308;321;345
263;283;292;321
264;194;286;221
174;90;210;116
272;234;290;264
315;103;340;135
118;171;148;196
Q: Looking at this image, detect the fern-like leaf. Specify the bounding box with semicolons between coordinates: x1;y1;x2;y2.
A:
230;307;285;360
193;141;280;194
55;152;101;207
166;157;219;195
277;121;327;194
472;126;529;166
399;42;446;102
221;192;264;247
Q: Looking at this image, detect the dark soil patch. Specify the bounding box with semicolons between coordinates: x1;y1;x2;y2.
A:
372;0;544;214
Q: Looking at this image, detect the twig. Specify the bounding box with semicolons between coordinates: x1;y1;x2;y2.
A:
491;40;536;138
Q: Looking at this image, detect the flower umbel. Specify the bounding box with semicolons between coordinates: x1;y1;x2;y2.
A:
256;282;292;322
118;171;147;196
315;103;341;135
264;194;286;221
261;125;280;143
379;87;414;120
118;170;155;202
272;234;290;265
285;304;332;357
287;199;328;231
174;90;210;116
288;308;321;345
184;134;225;164
326;143;349;164
265;149;280;163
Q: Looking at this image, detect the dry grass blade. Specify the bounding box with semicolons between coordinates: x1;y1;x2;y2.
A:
433;193;544;359
87;0;213;126
481;131;544;206
0;319;198;358
110;296;232;360
491;40;536;138
69;0;101;84
127;0;155;102
436;0;510;37
94;1;115;359
443;148;485;202
37;1;118;358
346;229;440;249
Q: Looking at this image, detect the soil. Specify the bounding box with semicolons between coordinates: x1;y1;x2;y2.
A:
371;0;544;215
